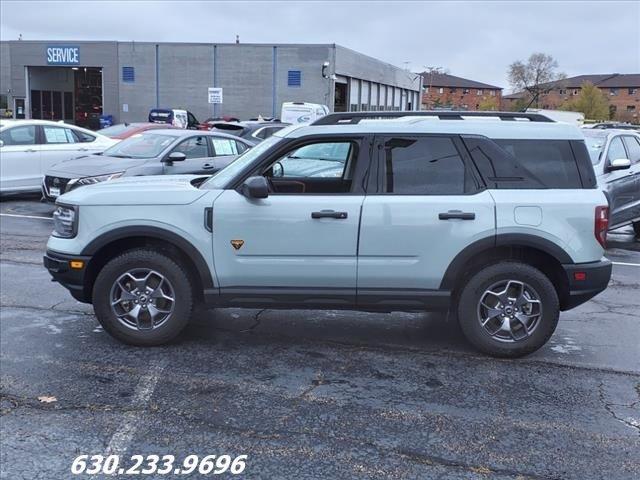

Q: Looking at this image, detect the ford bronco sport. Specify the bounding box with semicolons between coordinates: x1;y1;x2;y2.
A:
44;111;612;358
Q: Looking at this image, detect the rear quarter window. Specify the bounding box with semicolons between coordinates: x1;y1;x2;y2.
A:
464;136;587;189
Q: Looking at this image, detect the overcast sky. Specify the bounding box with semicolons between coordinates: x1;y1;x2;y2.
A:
1;1;638;91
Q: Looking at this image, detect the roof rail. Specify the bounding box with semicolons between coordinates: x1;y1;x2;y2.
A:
311;110;555;125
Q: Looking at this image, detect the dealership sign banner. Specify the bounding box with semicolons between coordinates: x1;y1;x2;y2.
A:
46;46;80;65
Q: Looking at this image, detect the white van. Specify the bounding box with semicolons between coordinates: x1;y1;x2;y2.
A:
526;109;584;126
280;102;330;124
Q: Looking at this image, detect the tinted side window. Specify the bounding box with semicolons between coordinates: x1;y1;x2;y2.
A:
173;136;209;159
622;136;640;163
0;125;37;146
493;139;582;188
381;136;468;194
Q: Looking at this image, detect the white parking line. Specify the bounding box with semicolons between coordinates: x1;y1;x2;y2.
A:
0;213;53;221
105;361;166;455
612;261;640;268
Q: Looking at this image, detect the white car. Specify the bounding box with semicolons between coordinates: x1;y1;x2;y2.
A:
280;102;330;124
0;120;118;194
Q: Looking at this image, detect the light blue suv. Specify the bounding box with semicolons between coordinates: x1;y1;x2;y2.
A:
44;111;612;357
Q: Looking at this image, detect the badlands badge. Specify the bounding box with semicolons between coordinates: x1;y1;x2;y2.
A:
230;239;245;251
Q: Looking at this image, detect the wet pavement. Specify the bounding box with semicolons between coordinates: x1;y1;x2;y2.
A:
1;197;639;479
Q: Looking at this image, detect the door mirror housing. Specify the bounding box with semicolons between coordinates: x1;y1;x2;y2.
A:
608;158;631;171
241;176;269;199
163;152;187;165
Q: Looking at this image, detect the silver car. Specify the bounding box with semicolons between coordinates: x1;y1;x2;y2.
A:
583;129;640;235
42;129;253;202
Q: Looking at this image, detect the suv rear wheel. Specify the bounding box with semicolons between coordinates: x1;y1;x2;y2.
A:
457;262;559;358
92;249;193;346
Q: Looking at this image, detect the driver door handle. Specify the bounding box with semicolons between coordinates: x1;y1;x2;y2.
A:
438;210;476;220
24;148;37;153
311;210;348;219
202;163;215;170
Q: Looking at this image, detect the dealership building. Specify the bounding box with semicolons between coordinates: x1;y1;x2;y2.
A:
0;41;422;128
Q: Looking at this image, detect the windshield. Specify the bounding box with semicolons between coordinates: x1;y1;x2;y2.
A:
582;131;608;165
201;135;282;189
102;132;176;159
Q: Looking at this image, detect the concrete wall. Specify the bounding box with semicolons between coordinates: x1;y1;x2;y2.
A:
1;41;119;121
1;41;423;123
0;42;11;108
117;42;158;123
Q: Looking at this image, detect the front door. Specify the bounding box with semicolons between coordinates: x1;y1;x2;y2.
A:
162;135;215;175
0;124;42;191
212;137;370;304
357;135;495;306
604;135;638;227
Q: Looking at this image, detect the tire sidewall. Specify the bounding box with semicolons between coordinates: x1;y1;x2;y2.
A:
93;249;193;346
457;262;559;358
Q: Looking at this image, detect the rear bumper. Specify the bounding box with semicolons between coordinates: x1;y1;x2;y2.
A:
43;250;93;303
561;258;612;310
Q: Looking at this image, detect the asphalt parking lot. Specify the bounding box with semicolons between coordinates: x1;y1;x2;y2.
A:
0;196;638;479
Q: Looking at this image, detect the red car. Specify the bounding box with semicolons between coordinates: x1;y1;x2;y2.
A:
98;122;176;140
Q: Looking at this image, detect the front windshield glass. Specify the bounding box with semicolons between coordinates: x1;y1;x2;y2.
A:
201;135;282;189
102;132;176;159
582;131;607;165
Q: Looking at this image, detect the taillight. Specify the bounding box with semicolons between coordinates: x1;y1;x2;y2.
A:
595;206;609;249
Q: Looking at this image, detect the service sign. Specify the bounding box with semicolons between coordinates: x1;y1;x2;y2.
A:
46;46;80;65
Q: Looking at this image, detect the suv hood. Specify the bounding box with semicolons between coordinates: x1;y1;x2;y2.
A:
58;175;211;206
46;154;148;177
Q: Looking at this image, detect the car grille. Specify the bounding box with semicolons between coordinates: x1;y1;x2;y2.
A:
44;176;72;196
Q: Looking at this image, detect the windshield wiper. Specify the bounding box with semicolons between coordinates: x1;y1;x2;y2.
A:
110;154;133;159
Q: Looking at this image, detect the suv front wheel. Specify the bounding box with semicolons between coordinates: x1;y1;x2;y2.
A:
92;249;193;346
457;262;559;358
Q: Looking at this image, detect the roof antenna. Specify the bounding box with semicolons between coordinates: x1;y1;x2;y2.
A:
235;35;240;44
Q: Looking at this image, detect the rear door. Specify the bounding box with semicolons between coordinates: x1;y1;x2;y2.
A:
357;135;495;307
0;124;42;191
40;124;87;173
209;137;246;171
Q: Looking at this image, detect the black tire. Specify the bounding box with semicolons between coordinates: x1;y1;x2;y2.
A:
633;222;640;238
92;249;193;346
456;261;559;358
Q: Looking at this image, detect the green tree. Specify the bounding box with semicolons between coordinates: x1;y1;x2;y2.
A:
508;53;565;108
477;97;499;111
561;82;609;121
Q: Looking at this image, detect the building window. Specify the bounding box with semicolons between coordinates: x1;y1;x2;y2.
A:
559;89;567;95
629;88;637;95
627;105;636;112
424;87;429;93
449;88;456;93
122;66;135;83
490;90;495;96
572;89;579;95
463;88;470;94
609;88;618;96
477;89;483;95
287;70;302;87
438;87;444;94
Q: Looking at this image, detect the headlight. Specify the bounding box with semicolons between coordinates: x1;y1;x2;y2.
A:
52;205;78;238
69;172;124;191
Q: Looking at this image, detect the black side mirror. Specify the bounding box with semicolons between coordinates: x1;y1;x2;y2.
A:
163;152;187;165
241;176;269;199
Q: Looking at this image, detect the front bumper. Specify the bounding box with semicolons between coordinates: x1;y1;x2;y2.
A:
43;250;93;303
561;258;612;310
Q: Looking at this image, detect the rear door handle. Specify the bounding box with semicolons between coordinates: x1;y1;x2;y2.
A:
438;210;475;220
24;148;37;153
202;163;215;170
311;210;348;219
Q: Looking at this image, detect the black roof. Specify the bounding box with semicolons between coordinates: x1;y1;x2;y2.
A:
419;72;502;90
505;73;640;98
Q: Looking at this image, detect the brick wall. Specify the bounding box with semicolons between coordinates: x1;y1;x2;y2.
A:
421;87;502;110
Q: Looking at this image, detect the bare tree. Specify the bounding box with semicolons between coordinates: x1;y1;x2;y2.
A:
508;53;565;108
